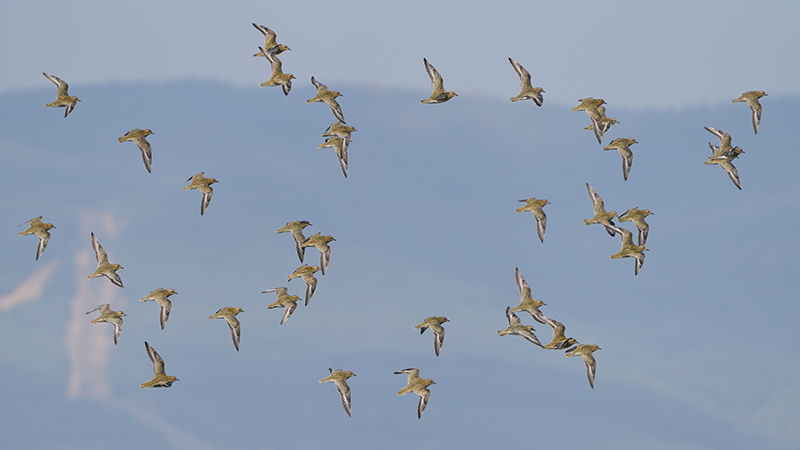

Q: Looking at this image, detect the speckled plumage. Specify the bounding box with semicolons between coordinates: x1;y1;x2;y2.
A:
262;287;300;324
395;368;435;419
252;23;290;56
86;304;126;345
287;264;320;306
583;183;619;237
571;98;606;143
118;128;154;173
18;216;55;260
183;172;218;215
414;316;449;357
618;207;653;246
307;76;345;123
319;368;356;417
209;307;243;351
515;197;550;243
511;268;554;327
610;227;648;276
301;232;335;275
508;57;544;106
421;58;457;104
732;91;767;134
87;233;123;288
140;342;179;389
566;344;601;388
43;73;79;117
277;220;312;263
704;127;744;190
602;138;638;181
140;288;178;330
318;136;348;178
259;47;294;95
497;306;543;347
542;317;578;350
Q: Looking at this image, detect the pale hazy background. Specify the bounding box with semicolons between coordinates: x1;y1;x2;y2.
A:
1;1;799;450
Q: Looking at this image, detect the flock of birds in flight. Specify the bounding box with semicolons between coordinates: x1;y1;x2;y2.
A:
21;22;769;419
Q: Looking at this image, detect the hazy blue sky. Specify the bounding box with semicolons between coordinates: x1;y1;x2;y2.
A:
1;2;800;450
2;0;800;108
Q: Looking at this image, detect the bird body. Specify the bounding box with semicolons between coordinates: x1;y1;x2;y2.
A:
395;368;435;418
307;76;345;122
18;216;55;260
602;138;638;181
183;172;218;215
301;232;335;275
511;268;553;327
262;287;300;324
259;47;294;95
571;97;606;143
318;136;349;178
43;73;79;117
542;318;578;350
414;316;449;356
703;127;743;190
732;90;767;133
277;220;312;263
497;306;543;347
87;233;123;287
287;264;320;306
252;23;290;56
508;57;544;105
618;207;653;246
583;183;618;236
421;58;457;104
86;304;126;345
140;288;178;330
610;227;647;275
118;128;154;173
566;344;601;388
319;368;356;417
140;342;179;388
516;197;550;243
209;307;243;351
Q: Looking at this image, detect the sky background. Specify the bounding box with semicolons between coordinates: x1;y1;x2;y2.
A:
2;1;800;450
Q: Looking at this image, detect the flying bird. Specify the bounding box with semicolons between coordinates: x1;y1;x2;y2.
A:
140;342;179;388
420;58;457;104
307;76;345;123
508;57;544;106
301;232;335;275
262;287;300;324
497;306;544;347
18;216;55;260
209;307;244;351
617;207;653;246
602;137;638;181
118;129;154;173
732;90;767;134
583;183;619;237
566;344;601;388
319;368;356;417
704;126;744;190
571;97;606;143
287;264;320;306
43;73;79;117
610;227;648;276
515;197;550;243
317;136;348;178
511;268;554;327
542;318;578;350
140;288;178;330
394;368;435;419
414;316;449;357
87;233;123;287
277;220;312;263
183;172;218;215
252;23;290;56
259;48;295;95
86;304;126;345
